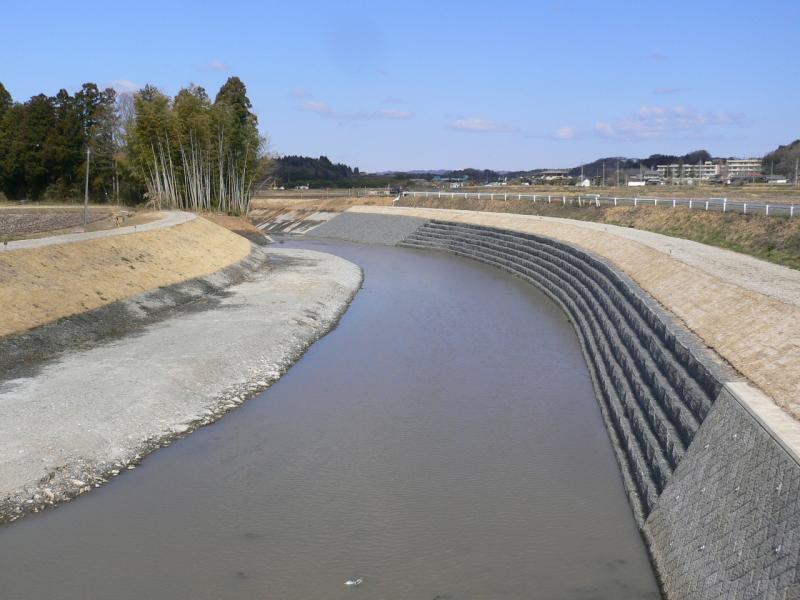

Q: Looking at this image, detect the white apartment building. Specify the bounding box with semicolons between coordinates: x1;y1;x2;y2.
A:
725;158;762;176
656;158;762;180
656;161;720;179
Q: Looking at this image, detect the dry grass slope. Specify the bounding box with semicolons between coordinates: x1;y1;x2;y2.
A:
0;217;251;338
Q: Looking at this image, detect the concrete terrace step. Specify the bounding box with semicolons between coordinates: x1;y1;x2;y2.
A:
400;220;729;520
418;221;716;416
422;220;723;409
410;227;706;438
405;230;701;435
406;230;689;464
408;222;715;421
402;235;663;517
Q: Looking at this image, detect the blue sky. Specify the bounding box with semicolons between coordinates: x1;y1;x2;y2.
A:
3;0;798;171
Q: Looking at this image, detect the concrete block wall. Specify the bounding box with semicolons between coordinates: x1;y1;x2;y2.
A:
399;219;800;599
646;387;800;599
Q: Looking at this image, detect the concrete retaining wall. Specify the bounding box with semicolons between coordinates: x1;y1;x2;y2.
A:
395;219;800;599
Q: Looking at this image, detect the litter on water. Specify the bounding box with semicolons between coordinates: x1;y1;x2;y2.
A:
345;578;364;587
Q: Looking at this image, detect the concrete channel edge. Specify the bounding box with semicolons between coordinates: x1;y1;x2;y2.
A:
311;212;800;600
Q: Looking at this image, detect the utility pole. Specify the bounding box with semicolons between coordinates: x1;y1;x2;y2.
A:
83;147;91;227
616;161;620;187
602;162;606;187
795;157;799;187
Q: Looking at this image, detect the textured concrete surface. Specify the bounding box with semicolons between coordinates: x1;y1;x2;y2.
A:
646;387;800;600
308;211;429;245
348;205;800;422
0;248;362;523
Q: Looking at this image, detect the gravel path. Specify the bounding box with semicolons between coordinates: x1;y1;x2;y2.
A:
0;208;110;237
3;211;195;251
0;247;361;523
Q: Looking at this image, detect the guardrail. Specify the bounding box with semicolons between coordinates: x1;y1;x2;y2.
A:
402;190;797;218
254;189;393;200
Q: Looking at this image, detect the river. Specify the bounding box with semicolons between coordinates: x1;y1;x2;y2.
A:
0;239;659;599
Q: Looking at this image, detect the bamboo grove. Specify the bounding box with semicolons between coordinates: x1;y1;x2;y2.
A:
0;77;265;214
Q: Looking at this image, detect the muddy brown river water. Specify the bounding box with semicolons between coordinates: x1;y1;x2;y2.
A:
0;240;659;599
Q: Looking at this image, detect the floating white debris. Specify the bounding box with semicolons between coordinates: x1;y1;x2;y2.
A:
345;578;363;587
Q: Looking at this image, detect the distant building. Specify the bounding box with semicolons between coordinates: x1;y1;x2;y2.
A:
535;169;571;183
577;178;591;187
766;175;789;185
656;161;720;180
725;158;763;177
629;170;663;185
656;158;762;182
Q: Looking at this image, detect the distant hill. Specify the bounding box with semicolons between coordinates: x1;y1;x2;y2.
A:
266;155;358;188
264;145;795;188
569;150;712;178
763;140;800;178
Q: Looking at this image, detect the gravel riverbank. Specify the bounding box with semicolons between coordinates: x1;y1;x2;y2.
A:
0;247;362;524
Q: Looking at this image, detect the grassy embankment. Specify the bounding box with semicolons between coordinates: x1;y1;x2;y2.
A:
398;196;800;270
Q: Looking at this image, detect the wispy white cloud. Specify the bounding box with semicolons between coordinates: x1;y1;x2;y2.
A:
302;100;330;114
552;125;578;140
594;105;745;140
450;117;517;133
654;86;689;95
110;80;139;94
292;88;310;99
376;108;412;119
297;95;412;120
208;59;229;71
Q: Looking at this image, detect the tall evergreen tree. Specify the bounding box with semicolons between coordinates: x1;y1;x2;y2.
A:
42;89;84;197
0;82;11;120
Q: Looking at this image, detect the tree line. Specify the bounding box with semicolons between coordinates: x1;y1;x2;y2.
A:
268;155;359;188
0;77;265;214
